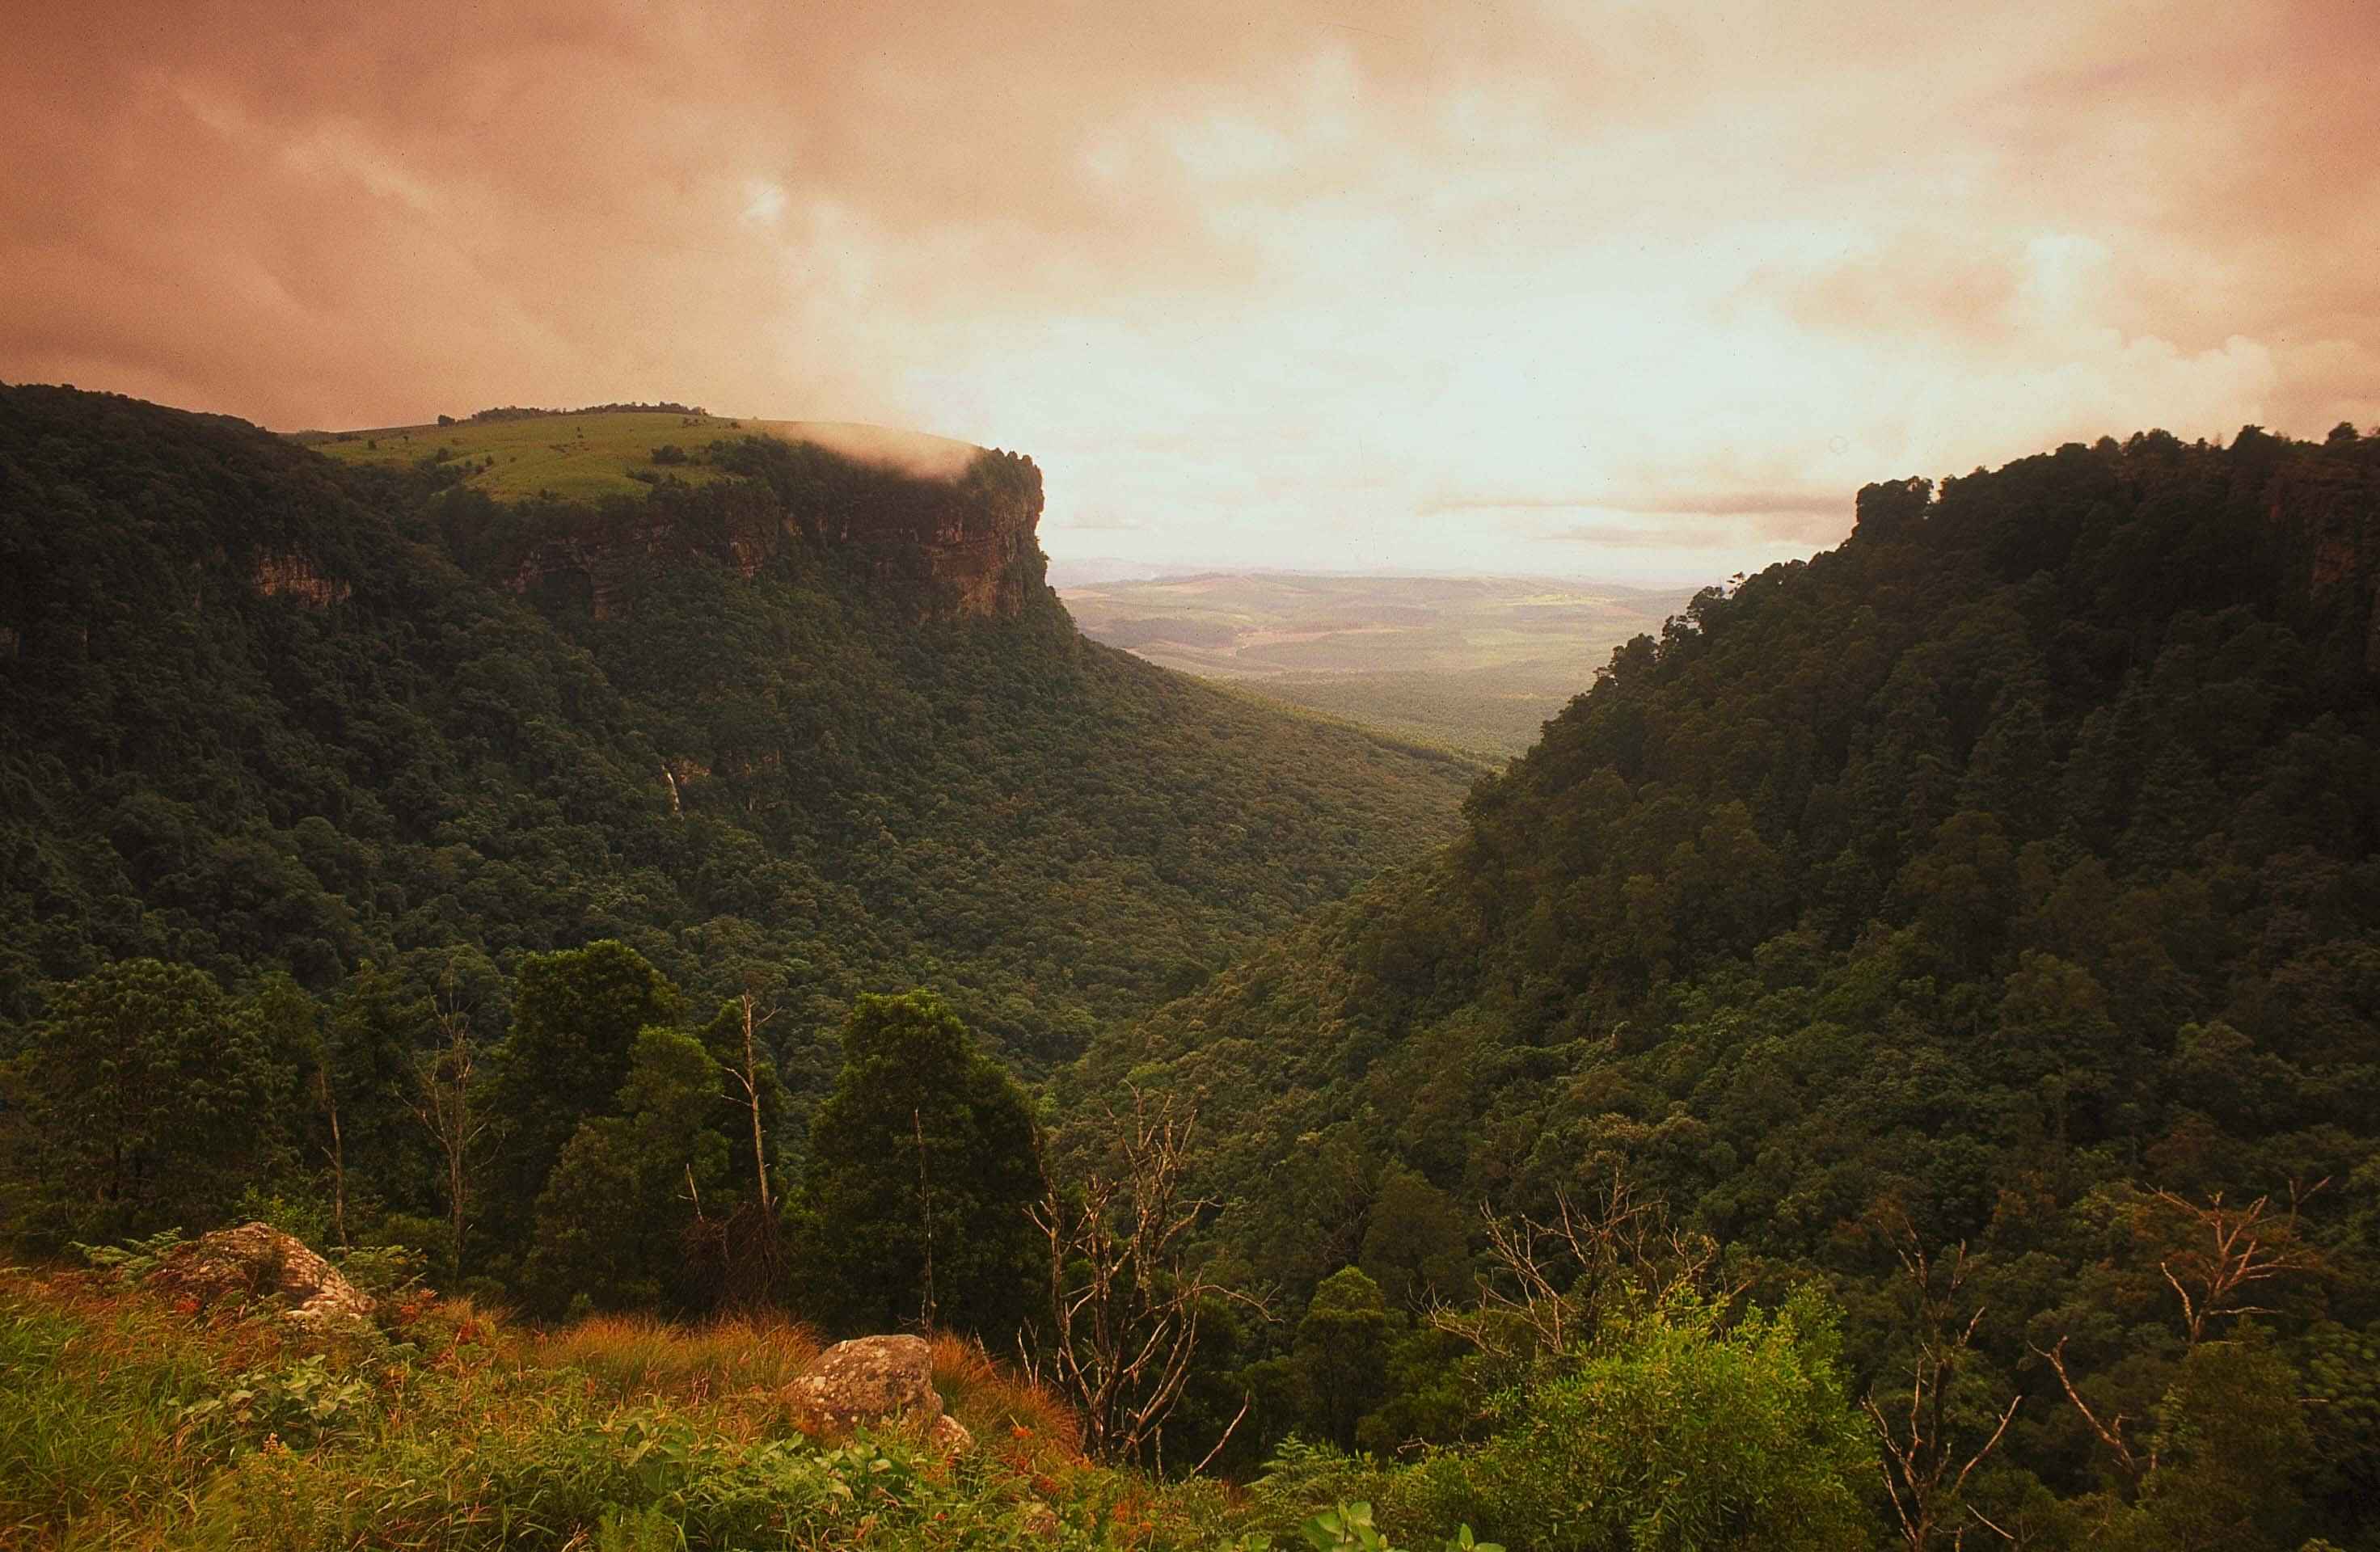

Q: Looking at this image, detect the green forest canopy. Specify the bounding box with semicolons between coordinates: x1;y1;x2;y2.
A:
0;384;1474;1082
7;384;2380;1546
1069;423;2380;1542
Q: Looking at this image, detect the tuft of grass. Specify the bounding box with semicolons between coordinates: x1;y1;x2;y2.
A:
924;1331;1084;1470
536;1313;824;1406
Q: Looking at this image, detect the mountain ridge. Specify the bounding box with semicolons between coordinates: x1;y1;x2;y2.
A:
0;384;1474;1070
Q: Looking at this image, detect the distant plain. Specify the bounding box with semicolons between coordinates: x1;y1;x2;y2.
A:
1060;571;1694;756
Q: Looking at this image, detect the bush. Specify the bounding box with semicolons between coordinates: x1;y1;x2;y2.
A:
1405;1290;1875;1551
1258;1289;1877;1552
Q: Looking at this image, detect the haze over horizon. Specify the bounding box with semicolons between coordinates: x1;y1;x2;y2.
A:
6;0;2375;584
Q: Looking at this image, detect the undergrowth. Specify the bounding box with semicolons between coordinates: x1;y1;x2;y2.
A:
0;1267;1248;1550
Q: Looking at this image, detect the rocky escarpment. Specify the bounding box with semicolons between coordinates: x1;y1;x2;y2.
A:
805;447;1043;621
496;479;779;620
496;441;1044;624
2259;436;2380;673
251;551;353;608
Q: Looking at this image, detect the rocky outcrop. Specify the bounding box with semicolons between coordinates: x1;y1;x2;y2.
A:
251;552;352;608
783;1334;970;1453
806;449;1044;622
2267;459;2380;675
786;1334;940;1432
496;445;1044;625
143;1222;375;1330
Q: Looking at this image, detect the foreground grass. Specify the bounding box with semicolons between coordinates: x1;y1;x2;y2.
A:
0;1270;1243;1550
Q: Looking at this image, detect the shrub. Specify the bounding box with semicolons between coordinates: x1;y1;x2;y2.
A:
1391;1288;1876;1552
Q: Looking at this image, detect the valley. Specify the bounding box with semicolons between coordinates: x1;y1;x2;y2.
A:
5;393;2378;1550
7;7;2373;1546
1059;571;1693;756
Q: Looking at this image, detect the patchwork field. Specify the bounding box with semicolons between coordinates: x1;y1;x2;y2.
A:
1060;571;1694;755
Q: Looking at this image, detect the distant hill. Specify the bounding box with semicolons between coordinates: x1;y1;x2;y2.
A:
1061;571;1691;754
0;386;1474;1080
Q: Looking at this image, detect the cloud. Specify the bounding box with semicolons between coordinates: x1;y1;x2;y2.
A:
1;0;2374;585
1537;521;1747;551
1424;491;1842;519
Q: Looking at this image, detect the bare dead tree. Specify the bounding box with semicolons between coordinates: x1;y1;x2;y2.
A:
2143;1181;2326;1347
310;1062;350;1252
1863;1213;2023;1552
2032;1178;2327;1489
408;994;488;1278
691;979;787;1309
1438;1168;1724;1361
915;1107;938;1329
728;985;779;1221
1026;1087;1267;1466
2032;1335;2150;1483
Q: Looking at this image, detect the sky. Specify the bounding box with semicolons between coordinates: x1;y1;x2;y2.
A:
5;1;2376;585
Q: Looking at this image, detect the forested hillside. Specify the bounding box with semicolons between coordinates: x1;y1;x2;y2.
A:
14;386;2380;1547
0;386;1470;1075
1078;425;2380;1546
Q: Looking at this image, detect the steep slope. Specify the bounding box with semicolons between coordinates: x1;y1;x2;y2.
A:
0;386;1474;1078
1078;427;2380;1524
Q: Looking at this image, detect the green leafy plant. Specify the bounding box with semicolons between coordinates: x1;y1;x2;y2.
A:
179;1354;377;1448
1247;1501;1504;1552
73;1228;188;1279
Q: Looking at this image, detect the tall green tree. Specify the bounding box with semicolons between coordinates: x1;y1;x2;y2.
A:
524;1027;733;1314
8;959;292;1241
1293;1266;1399;1450
310;961;430;1246
482;941;682;1248
796;989;1040;1338
1358;1164;1471;1310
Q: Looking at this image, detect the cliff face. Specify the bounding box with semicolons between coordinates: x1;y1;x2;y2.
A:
2262;449;2380;673
498;443;1044;624
251;552;353;608
806;448;1044;621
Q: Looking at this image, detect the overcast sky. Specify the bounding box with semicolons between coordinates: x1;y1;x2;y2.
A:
6;1;2375;584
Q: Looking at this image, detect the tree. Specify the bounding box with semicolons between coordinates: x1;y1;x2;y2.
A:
314;961;428;1248
409;992;489;1279
1407;1290;1877;1552
483;941;681;1244
1862;1217;2023;1552
1295;1267;1397;1450
1030;1089;1262;1466
2084;1332;2315;1552
693;985;791;1307
1448;1171;1721;1363
797;989;1040;1338
2141;1183;2325;1347
525;1027;732;1314
1358;1163;1471;1310
11;959;289;1240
